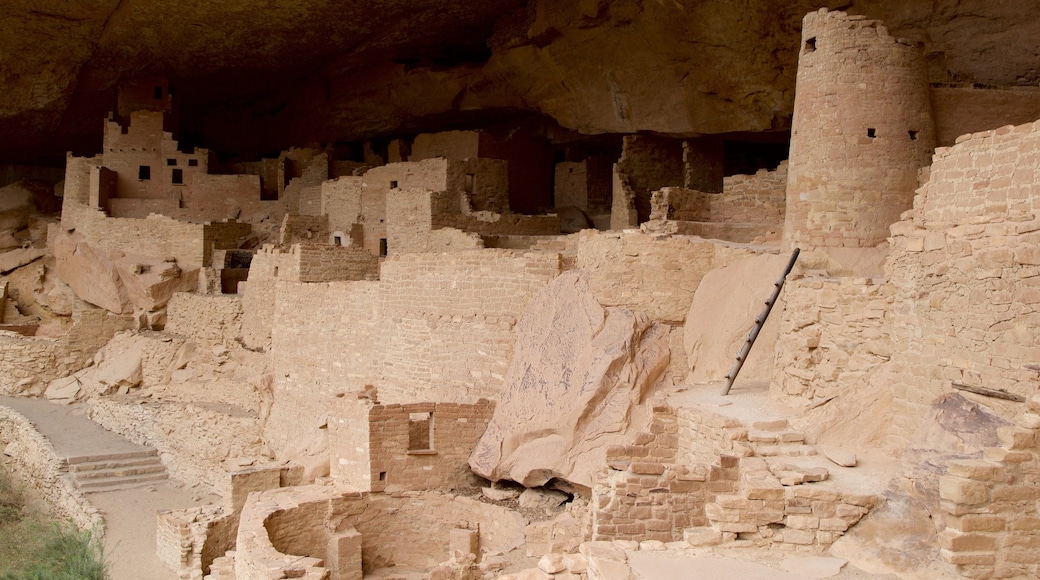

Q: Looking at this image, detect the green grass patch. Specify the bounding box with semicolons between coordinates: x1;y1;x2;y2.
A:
0;463;106;579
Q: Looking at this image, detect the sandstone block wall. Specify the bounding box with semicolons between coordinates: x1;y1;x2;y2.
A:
329;397;494;492
881;119;1040;446
265;250;560;452
279;214;329;246
713;161;787;223
234;485;526;578
0;304;135;395
772;276;893;406
938;406;1040;578
784;9;935;249
165;293;243;347
574;230;756;324
611;135;684;229
593;405;731;542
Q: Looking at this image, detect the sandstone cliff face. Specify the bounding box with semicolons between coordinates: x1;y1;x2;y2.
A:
3;0;1039;163
469;270;669;489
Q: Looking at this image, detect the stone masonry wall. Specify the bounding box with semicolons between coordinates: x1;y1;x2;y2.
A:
0;405;104;533
784;9;935;249
592;405;736;542
881;119;1040;447
165;293;243;348
937;401;1040;579
265;250;560;453
772;276;893;407
328;397;494;493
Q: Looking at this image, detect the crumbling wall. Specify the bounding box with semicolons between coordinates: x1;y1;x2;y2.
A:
279;214;329;246
165;293;243;348
937;411;1040;578
594;406;723;542
713;161;788;223
772;276;892;407
784;9;935;249
322;177;363;240
610;135;684;229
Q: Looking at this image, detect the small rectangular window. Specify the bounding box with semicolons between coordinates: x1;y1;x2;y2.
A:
465;173;475;194
867;128;877;139
138;165;151;180
167;159;177;166
909;130;919;141
333;235;342;246
172;168;183;185
804;37;816;54
188;159;199;167
408;412;433;452
379;238;388;257
389;180;398;189
154;86;164;100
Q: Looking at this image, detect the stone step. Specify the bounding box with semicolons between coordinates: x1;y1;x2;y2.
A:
72;463;167;480
75;472;169;492
68;456;164;473
752;444;818;457
65;449;158;465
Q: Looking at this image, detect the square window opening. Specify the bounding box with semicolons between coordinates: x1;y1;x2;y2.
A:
188;159;199;167
378;471;387;482
909;130;919;141
804;37;816;54
867;128;877;139
167;158;177;166
389;180;398;189
408;412;433;451
138;165;151;180
333;235;342;246
172;168;183;185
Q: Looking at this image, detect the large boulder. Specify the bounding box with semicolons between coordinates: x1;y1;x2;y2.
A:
53;230;197;315
684;253;790;384
469;271;669;489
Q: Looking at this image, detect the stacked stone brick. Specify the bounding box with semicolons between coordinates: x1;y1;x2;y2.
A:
784;9;935;249
938;399;1040;578
592;405;738;542
329;395;495;493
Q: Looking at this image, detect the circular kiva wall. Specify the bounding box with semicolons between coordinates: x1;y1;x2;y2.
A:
783;9;935;249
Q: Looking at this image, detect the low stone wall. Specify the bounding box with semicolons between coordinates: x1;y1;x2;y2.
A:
0;404;103;533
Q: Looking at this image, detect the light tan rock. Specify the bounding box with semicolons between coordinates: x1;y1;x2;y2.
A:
469;271;670;488
53;230;196;314
0;247;45;274
820;446;858;468
53;230;132;314
685;253;790;383
518;488;569;510
44;375;81;401
95;342;143;392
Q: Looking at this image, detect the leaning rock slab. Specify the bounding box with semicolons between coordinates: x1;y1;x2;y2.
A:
53;230;131;314
469;271;670;488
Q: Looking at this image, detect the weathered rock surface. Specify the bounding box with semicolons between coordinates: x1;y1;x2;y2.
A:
469;271;669;488
4;2;1040;164
0;248;45;274
684;253;789;384
53;230;196;315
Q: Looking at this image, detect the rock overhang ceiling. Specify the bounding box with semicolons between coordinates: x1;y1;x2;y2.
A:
3;0;1039;165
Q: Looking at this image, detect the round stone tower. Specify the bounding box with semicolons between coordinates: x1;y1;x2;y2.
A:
783;9;935;249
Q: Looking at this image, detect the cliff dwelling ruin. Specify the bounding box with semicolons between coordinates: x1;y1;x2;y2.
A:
2;1;1040;579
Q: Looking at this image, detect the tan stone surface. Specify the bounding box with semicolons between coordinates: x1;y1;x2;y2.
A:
683;253;789;384
470;271;669;488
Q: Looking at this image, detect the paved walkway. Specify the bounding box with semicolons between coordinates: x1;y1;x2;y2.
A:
0;396;211;580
